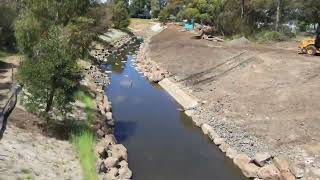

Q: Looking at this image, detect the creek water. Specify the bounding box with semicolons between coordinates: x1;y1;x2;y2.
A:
103;41;246;180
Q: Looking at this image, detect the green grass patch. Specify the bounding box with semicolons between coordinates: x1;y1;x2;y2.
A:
72;91;98;179
75;90;95;124
72;131;98;180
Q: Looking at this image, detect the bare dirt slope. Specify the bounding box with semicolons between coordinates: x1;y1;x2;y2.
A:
149;25;320;169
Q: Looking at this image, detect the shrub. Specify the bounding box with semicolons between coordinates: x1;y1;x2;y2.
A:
158;9;170;23
256;31;288;42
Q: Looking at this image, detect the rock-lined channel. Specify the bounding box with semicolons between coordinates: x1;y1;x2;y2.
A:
102;41;246;180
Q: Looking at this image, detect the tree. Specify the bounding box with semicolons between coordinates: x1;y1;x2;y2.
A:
18;27;81;115
294;0;320;30
0;1;19;50
129;0;151;18
111;1;130;29
15;0;97;58
14;11;42;56
275;0;283;31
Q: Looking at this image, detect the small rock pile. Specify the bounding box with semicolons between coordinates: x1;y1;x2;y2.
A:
95;134;132;180
134;40;169;83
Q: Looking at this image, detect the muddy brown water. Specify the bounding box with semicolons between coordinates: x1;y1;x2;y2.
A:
103;42;246;180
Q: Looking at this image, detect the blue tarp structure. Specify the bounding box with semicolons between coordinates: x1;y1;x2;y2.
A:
184;23;194;30
184;19;194;30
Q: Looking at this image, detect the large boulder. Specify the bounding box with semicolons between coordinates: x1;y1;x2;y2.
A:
118;160;129;168
253;152;273;167
106;112;113;121
219;142;230;153
148;71;163;83
258;164;281;180
233;154;251;168
208;129;219;141
104;157;119;168
226;148;238;159
213;138;225;146
108;144;128;161
118;167;133;179
241;163;260;178
273;157;295;180
234;154;259;178
201;123;212;135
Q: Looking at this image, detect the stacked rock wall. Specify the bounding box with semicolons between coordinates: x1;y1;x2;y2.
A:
87;33;134;180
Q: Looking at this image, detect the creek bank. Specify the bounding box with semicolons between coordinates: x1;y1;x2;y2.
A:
133;38;302;180
84;31;135;180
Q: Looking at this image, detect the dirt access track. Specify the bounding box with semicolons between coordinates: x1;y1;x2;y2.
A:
149;24;320;167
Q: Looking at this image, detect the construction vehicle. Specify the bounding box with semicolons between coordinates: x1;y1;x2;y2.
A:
299;26;320;56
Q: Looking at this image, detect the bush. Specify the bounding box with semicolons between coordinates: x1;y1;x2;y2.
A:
158;9;170;23
256;31;288;42
152;9;160;18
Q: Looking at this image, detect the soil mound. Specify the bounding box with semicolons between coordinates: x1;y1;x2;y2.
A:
228;37;250;46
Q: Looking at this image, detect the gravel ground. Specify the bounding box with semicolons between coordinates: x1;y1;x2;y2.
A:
0;124;82;180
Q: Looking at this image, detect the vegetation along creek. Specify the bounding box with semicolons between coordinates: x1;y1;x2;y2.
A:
102;40;246;180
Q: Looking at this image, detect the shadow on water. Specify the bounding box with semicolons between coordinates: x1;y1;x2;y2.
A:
104;41;247;180
114;121;137;142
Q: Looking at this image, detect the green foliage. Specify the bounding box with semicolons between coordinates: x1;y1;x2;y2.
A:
75;91;95;124
177;8;199;21
15;0;98;58
111;1;130;29
18;27;81;114
24;0;95;25
71;131;98;180
294;0;320;27
255;30;288;42
63;17;95;59
0;3;18;51
158;9;171;23
151;0;161;18
129;0;151;18
14;11;42;56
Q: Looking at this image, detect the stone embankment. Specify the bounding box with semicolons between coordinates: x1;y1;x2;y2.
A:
86;32;134;180
134;39;169;83
133;37;309;180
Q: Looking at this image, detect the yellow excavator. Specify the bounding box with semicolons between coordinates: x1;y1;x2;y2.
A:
299;26;320;56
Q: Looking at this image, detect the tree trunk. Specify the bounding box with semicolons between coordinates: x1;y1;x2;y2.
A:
241;0;245;19
275;0;282;31
45;88;55;113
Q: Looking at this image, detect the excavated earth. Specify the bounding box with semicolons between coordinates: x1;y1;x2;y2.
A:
148;24;320;176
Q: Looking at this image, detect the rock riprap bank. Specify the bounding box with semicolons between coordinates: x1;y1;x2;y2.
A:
87;29;136;180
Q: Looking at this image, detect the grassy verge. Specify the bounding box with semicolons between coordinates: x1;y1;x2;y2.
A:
72;90;98;180
75;90;96;124
72;131;98;180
